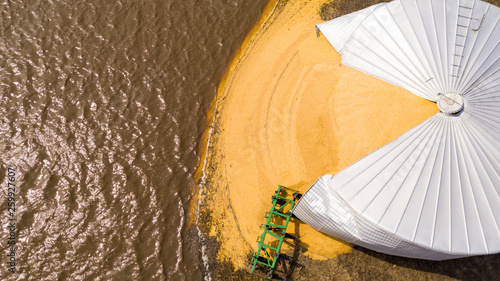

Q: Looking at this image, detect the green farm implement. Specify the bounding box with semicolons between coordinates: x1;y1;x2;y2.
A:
250;185;302;280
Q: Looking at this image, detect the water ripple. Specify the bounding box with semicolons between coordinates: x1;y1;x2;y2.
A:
0;0;269;279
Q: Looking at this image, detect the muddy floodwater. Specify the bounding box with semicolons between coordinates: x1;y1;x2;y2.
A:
0;0;268;279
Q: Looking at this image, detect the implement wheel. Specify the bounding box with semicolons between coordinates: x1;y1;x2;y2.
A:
267;269;274;279
275;198;287;205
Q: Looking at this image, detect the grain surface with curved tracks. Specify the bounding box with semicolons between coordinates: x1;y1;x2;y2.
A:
199;0;437;270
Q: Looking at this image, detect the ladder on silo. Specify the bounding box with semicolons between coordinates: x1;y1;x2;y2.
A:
452;0;475;79
452;0;484;80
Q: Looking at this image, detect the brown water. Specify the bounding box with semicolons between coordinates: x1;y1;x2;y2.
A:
0;0;269;279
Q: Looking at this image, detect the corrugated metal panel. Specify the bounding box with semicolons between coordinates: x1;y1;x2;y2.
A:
294;0;500;260
316;3;384;55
